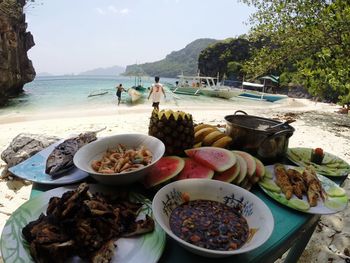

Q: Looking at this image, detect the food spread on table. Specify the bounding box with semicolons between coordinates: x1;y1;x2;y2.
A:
21;183;155;263
45;131;98;176
169;199;249;251
287;147;350;176
91;144;153;174
2;109;349;262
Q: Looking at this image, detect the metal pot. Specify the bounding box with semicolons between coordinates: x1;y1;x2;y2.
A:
225;110;295;164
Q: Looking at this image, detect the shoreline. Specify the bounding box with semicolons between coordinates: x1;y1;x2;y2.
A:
0;97;349;262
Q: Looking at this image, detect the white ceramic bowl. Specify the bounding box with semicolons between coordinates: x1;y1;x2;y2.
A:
152;179;274;257
73;133;165;185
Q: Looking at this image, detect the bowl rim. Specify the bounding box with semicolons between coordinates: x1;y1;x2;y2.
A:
73;133;165;177
152;179;274;255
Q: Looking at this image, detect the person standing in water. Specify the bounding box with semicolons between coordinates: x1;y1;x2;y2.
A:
148;76;166;111
116;84;126;106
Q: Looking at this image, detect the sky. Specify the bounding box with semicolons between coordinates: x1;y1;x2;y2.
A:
25;0;255;75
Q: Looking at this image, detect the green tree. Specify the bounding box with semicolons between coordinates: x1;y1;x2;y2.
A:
241;0;350;105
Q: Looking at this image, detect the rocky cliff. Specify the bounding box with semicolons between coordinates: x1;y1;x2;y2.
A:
0;0;35;106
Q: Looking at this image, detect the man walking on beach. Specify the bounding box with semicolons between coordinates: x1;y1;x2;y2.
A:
116;84;126;106
148;76;166;111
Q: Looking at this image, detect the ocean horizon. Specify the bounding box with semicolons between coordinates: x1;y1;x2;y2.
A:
0;75;275;117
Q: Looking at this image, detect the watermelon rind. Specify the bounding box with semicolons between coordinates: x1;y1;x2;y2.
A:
233;150;256;177
233;154;248;184
213;161;240;183
185;147;236;172
176;158;214;180
144;156;185;188
254;157;266;179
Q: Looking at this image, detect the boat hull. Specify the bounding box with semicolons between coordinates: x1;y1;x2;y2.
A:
128;88;142;102
200;88;241;99
239;92;288;102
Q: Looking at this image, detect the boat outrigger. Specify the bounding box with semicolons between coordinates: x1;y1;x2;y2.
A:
87;89;110;97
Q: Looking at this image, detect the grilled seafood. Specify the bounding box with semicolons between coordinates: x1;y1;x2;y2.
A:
303;166;326;206
274;164;293;200
45;130;103;176
22;183;155;263
286;169;306;199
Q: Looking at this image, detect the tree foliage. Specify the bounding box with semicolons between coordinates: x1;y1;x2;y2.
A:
241;0;350;104
198;38;255;80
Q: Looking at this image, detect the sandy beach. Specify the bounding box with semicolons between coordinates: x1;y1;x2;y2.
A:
0;97;349;262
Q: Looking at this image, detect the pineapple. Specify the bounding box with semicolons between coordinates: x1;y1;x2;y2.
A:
149;109;194;156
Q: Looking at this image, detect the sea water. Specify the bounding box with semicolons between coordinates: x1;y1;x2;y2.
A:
0;75;274;116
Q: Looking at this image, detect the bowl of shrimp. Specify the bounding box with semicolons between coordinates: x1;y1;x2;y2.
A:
73;133;165;185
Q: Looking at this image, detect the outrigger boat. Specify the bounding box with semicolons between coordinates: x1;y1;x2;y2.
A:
238;79;288;102
170;73;242;99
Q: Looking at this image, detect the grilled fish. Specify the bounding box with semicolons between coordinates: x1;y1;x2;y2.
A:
45;131;100;176
274;164;293;200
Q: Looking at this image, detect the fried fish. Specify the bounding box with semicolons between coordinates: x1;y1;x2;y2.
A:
45;131;99;176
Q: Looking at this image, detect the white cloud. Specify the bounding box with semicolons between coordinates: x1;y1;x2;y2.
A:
96;8;106;15
108;5;118;13
120;8;129;15
96;6;130;16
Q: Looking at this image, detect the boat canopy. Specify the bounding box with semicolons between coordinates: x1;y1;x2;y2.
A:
260;75;279;83
242;81;264;88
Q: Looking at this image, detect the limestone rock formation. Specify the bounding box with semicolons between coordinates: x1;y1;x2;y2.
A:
1;133;59;178
0;0;36;106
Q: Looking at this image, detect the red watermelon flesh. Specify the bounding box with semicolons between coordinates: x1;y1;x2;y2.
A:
144;156;185;188
213;162;240;183
176;158;214;180
185;147;236;172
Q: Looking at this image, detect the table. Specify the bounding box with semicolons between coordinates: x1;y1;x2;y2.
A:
30;174;346;263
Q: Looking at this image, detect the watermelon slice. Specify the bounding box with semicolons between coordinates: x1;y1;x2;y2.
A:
144;156;185;188
185;147;236;172
233;150;256;177
213;162;240;183
176;158;214;180
233;154;248;185
254;157;265;179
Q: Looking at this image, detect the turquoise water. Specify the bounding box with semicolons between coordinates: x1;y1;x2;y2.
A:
0;75;274;116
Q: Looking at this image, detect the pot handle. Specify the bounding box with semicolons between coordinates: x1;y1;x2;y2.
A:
263;129;294;142
234;110;248;115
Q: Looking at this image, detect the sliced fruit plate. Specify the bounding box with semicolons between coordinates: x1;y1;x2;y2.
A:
144;147;265;191
287;147;350;177
259;165;348;214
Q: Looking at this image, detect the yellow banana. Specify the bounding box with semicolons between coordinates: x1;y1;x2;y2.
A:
203;131;226;146
194;127;216;143
193;142;202;148
194;123;215;133
211;136;233;148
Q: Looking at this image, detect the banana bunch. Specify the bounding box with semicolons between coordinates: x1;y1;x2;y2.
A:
194;123;232;148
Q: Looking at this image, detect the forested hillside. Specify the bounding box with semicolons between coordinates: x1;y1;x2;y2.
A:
124;38;218;78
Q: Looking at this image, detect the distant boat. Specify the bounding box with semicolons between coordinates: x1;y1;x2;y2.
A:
88;89;110;97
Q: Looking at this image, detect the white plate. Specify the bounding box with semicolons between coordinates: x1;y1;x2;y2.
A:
259;165;348;214
0;184;165;263
8;140;89;185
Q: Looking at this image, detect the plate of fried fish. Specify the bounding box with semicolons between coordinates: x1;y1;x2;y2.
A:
8;133;95;184
287;147;350;177
259;164;348;214
0;183;166;263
